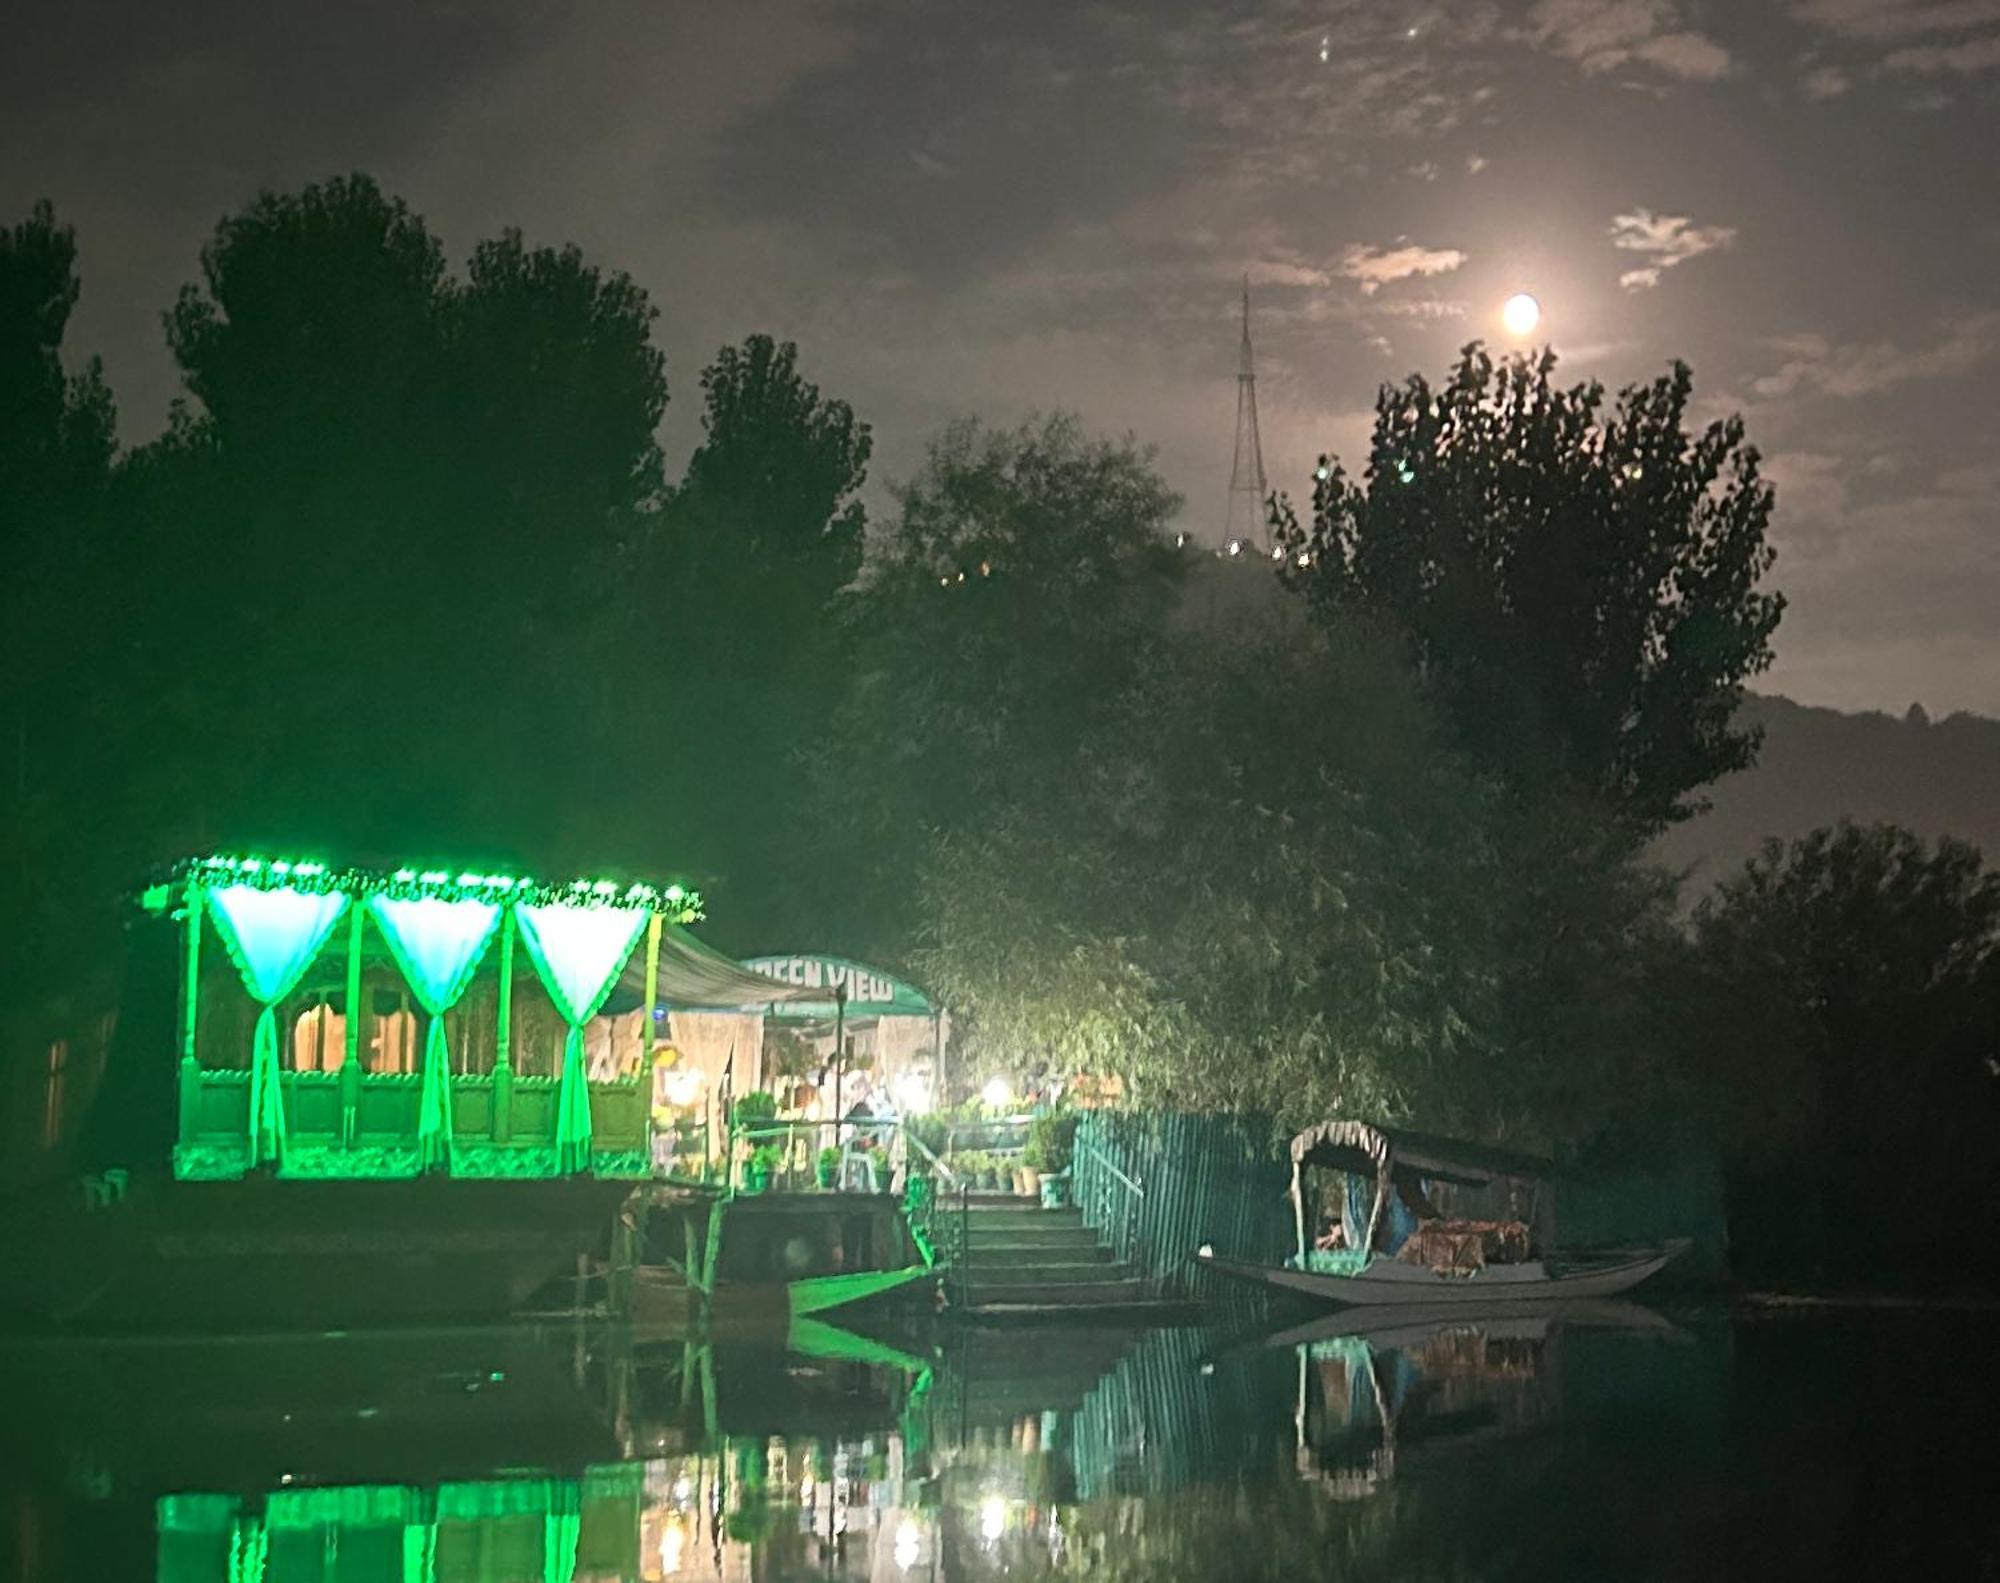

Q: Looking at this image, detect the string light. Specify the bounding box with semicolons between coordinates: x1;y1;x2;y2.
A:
149;854;703;919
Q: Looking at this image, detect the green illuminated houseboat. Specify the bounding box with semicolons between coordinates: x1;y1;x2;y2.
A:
0;854;713;1329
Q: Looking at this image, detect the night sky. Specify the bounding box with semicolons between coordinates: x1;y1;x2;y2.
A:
4;1;1995;715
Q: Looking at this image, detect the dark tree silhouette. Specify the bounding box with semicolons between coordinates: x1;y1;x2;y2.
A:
1690;822;2000;1280
679;333;868;601
0;200;117;997
1278;345;1784;839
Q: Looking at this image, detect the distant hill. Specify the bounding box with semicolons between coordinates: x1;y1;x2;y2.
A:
1651;694;2000;896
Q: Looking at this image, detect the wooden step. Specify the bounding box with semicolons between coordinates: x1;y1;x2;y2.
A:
959;1207;1084;1232
963;1225;1104;1250
963;1276;1151;1306
965;1260;1133;1286
961;1239;1113;1262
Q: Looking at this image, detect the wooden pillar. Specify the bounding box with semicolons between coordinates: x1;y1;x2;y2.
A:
177;883;202;1156
494;907;516;1144
641;912;662;1063
341;907;364;1147
180;884;202;1064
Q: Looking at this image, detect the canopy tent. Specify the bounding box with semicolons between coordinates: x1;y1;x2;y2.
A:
609;926;828;1013
733;955;934;1020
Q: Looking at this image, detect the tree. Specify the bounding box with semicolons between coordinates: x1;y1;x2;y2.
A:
678;333;868;603
1689;822;2000;1280
0;200;118;1000
134;174;670;859
1277;345;1783;839
810;414;1184;953
588;334;872;944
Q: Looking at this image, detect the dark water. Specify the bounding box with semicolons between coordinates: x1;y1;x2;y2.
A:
5;1301;1999;1580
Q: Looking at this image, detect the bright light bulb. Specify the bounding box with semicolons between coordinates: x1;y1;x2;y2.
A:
979;1495;1007;1542
981;1078;1012;1109
1502;292;1541;337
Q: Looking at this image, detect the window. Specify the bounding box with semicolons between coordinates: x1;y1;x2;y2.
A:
291;999;345;1072
370;999;418;1075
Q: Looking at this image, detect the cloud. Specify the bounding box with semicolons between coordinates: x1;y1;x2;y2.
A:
1751;311;2000;397
1524;0;1732;79
1244;257;1333;289
1799;64;1853;96
1338;241;1468;294
1785;0;2000;78
1609;208;1737;289
1786;0;2000;39
1883;33;2000;68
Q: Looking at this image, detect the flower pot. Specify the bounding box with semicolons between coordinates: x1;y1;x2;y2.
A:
1016;1167;1040;1197
742;1164;771;1194
815;1163;839;1190
1039;1171;1071;1209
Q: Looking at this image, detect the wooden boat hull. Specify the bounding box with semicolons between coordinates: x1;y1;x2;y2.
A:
0;1172;635;1331
1196;1242;1684;1307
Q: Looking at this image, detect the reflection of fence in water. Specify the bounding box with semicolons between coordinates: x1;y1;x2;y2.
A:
1065;1325;1296;1502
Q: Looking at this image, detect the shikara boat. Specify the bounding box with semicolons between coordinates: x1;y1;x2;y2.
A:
1195;1117;1685;1308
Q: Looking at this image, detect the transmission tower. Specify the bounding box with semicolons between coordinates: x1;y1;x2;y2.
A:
1223;278;1270;551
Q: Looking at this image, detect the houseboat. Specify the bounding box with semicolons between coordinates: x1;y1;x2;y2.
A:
0;854;712;1329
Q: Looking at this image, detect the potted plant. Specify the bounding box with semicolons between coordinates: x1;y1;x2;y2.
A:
816;1145;842;1190
732;1090;779;1134
1018;1139;1044;1199
1032;1113;1076;1208
743;1144;782;1194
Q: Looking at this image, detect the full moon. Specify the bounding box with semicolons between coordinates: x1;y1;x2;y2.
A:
1502;292;1541;337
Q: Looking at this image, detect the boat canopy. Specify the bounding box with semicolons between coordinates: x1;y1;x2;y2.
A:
1289;1118;1551;1187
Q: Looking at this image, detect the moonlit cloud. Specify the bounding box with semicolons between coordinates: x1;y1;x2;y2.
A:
1609;209;1738;289
1786;0;2000;39
1752;311;2000;397
1883;34;2000;69
1800;64;1854;96
1338;241;1469;294
1524;0;1733;80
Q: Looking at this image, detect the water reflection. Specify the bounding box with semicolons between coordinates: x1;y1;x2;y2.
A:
7;1297;2000;1579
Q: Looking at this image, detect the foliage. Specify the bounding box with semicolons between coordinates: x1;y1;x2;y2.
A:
0;200;119;999
1276;345;1783;839
1686;822;2000;1279
809;413;1186;952
732;1090;779;1129
1028;1112;1076;1174
817;1144;842;1178
763;1027;818;1080
748;1144;784;1176
602;334;872;945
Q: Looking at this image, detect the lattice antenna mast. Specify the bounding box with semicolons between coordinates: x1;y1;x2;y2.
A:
1224;278;1271;550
